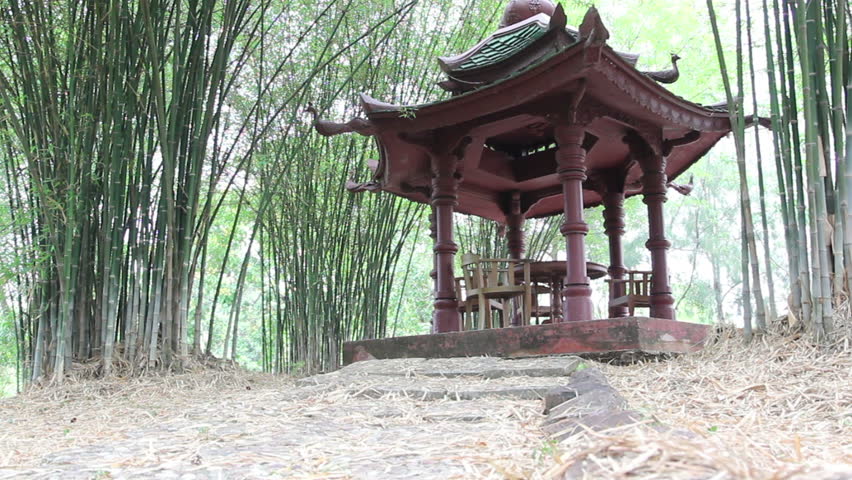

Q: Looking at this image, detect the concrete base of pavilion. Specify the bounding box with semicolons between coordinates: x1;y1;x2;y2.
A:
342;317;709;365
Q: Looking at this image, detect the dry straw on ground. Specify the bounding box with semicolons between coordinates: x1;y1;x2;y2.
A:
547;329;852;479
0;329;850;479
0;360;548;478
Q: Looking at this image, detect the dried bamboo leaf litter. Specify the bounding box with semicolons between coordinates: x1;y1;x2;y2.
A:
0;332;849;479
0;364;550;479
549;330;852;479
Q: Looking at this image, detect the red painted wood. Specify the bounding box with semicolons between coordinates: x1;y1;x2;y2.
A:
602;191;628;318
555;123;593;322
316;9;741;329
342;317;710;364
507;190;525;260
635;145;676;320
431;153;461;332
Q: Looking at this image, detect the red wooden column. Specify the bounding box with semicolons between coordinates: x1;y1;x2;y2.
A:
602;189;628;317
626;131;676;320
430;153;462;332
554;123;594;322
506;191;525;327
428;209;438;326
506;191;525;260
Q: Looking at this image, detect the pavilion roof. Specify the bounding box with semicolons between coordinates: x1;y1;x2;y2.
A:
445;16;553;72
436;9;640;95
313;4;735;224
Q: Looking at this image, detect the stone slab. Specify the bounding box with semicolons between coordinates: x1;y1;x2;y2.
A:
543;409;643;441
342;317;709;365
353;384;557;401
541;363;642;442
299;355;582;386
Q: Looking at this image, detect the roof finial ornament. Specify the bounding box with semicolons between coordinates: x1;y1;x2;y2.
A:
579;7;610;46
643;53;681;84
499;0;557;28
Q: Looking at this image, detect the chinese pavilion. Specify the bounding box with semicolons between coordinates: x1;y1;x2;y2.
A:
313;1;734;363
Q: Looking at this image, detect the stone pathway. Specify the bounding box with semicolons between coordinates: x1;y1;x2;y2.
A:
1;355;623;480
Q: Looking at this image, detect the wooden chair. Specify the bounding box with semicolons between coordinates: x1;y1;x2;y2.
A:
455;276;504;331
529;282;553;325
606;270;652;316
460;253;531;329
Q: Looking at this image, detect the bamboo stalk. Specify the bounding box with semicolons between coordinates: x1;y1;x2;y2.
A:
746;0;778;325
707;0;767;335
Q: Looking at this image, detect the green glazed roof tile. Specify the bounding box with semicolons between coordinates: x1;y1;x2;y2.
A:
457;22;549;71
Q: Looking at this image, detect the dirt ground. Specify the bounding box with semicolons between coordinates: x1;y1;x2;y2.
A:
1;333;850;480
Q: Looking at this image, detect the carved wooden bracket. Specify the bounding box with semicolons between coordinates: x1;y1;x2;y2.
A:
587;160;633;194
546;81;588;126
401;182;432;199
400;131;471;184
306;104;376;137
577;98;660;138
621;129;663;158
662;130;700;156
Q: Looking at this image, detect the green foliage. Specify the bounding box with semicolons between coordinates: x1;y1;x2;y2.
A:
0;0;845;386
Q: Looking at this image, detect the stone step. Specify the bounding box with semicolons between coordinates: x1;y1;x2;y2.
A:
297;355;583;387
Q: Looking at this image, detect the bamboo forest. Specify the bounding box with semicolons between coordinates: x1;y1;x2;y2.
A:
0;0;850;477
0;0;849;387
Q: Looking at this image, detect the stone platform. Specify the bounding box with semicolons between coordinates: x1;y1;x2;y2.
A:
343;317;709;365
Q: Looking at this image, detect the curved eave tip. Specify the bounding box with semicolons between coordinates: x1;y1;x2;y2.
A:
360;93;402;114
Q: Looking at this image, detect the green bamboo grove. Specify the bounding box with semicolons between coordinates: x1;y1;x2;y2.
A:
708;0;850;341
0;0;519;383
0;0;848;387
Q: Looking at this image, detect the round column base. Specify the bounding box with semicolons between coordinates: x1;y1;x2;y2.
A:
433;299;461;333
562;284;593;322
649;293;676;320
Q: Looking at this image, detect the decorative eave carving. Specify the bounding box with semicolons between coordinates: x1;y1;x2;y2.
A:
306;104;376;137
345;159;386;194
641;53;681;84
345;180;382;193
595;54;731;132
668;175;694;195
360;93;401;114
623;175;695;196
